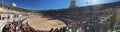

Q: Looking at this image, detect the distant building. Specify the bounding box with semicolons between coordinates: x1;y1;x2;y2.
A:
11;3;16;7
69;0;76;8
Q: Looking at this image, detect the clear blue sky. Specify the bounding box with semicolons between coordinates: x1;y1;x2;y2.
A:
0;0;120;10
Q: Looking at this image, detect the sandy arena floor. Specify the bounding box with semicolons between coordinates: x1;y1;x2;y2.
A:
28;16;66;31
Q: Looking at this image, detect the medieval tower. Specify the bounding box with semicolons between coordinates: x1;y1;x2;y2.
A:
69;0;76;8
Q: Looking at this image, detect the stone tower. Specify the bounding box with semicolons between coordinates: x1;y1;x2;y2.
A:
69;0;76;8
11;3;16;7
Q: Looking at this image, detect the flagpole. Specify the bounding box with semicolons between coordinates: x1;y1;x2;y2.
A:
1;0;4;8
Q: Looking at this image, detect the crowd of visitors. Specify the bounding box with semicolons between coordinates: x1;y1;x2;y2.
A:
48;27;66;32
2;20;37;32
0;14;11;20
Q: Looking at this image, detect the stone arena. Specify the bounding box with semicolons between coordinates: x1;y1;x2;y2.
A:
28;16;66;31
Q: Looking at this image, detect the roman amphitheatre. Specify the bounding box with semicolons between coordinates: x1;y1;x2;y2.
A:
0;0;120;32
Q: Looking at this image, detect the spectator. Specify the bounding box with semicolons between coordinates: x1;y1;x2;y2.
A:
54;28;59;32
2;25;10;32
49;28;53;32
